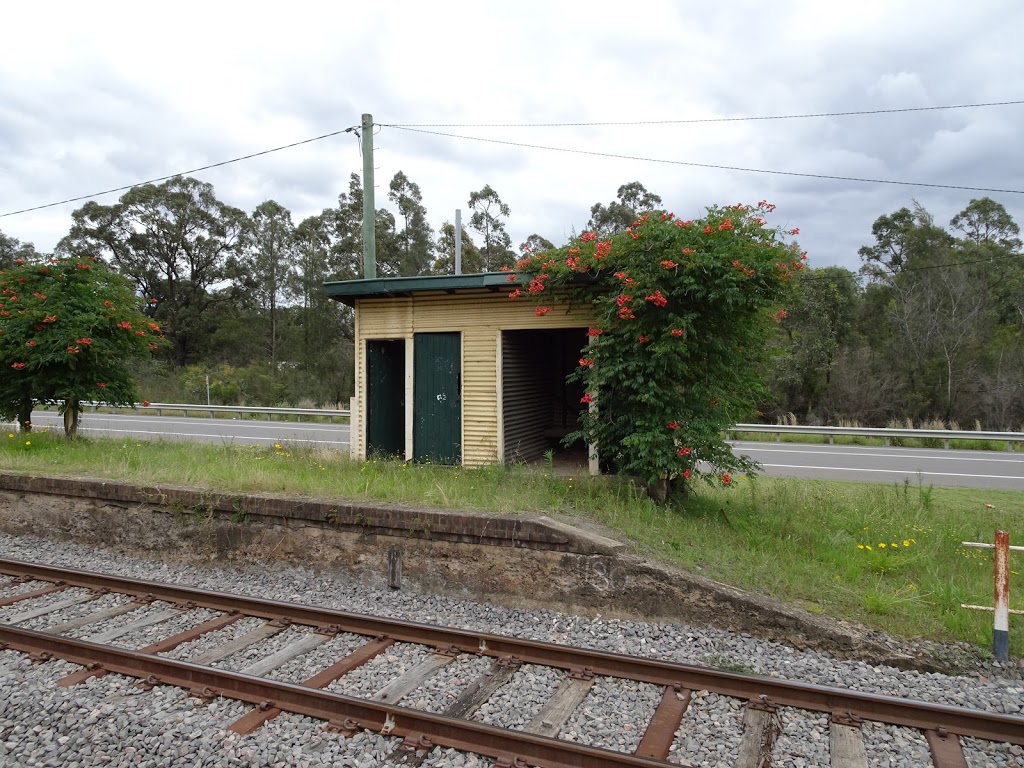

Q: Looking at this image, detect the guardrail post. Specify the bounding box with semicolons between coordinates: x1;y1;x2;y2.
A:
995;530;1010;662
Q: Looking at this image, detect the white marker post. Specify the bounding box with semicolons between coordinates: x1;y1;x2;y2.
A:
961;530;1021;662
994;530;1010;661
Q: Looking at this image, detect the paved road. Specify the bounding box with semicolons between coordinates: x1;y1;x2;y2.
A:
733;440;1024;491
16;412;1024;490
23;411;351;451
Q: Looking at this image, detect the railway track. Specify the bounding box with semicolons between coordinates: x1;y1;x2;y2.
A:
1;557;1021;767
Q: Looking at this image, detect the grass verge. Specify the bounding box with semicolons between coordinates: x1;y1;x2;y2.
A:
2;429;1021;656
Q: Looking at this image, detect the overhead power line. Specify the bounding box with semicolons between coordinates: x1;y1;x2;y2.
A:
798;251;1023;284
857;250;1022;277
4;98;1023;219
386;126;1024;196
381;100;1024;128
0;127;359;218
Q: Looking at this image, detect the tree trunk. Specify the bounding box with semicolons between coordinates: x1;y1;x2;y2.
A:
647;475;670;505
63;399;80;440
17;395;32;434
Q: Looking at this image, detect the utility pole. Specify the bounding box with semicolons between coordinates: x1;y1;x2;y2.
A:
361;113;376;279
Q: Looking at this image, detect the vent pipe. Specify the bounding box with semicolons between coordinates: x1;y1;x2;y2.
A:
454;209;462;275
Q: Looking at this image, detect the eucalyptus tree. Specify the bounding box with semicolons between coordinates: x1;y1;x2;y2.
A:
60;176;246;367
519;234;555;256
588;182;662;237
771;266;859;421
238;200;297;370
432;222;482;275
0;229;39;269
388;171;434;275
467;185;512;271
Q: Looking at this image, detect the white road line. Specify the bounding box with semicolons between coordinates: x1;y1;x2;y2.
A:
760;463;1021;480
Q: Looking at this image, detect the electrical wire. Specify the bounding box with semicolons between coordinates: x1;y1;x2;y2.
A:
0;126;360;218
5;98;1022;218
797;250;1023;284
380;100;1024;128
385;126;1024;196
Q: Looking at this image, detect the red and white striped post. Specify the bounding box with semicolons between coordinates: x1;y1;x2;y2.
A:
961;530;1020;662
994;530;1010;661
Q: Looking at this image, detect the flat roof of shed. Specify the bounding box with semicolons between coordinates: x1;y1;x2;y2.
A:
324;273;519;306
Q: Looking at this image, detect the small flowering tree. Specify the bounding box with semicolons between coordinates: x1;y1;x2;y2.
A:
511;202;803;502
0;255;166;438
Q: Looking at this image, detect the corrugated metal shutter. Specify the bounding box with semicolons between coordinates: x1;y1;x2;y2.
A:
502;331;551;463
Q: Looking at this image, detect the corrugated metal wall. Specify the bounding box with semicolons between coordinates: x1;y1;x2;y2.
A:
354;289;592;467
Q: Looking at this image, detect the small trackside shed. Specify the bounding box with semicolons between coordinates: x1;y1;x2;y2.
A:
325;273;597;471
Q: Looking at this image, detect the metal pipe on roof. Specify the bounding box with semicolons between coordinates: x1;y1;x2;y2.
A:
455;209;462;275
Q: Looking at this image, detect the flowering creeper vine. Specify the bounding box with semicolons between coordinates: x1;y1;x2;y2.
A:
511;202;802;501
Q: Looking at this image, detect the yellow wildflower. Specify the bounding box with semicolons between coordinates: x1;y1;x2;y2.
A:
879;543;886;549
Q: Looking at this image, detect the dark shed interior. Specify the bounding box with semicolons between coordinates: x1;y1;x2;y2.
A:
502;328;588;464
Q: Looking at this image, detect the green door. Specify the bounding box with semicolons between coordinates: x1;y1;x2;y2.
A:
413;332;461;464
366;339;405;458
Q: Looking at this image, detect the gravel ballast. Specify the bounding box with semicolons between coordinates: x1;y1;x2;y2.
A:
1;531;1023;767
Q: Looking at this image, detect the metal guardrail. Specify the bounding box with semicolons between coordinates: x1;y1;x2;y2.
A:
729;423;1023;450
23;405;1024;449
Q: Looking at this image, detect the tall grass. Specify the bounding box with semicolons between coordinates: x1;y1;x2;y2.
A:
2;429;1021;655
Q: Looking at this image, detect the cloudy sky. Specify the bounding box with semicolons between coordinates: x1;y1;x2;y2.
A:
2;0;1023;273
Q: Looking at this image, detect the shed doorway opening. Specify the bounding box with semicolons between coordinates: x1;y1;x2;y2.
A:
502;328;588;465
365;339;405;458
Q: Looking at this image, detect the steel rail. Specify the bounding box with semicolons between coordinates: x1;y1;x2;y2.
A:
0;624;675;768
2;558;1022;746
